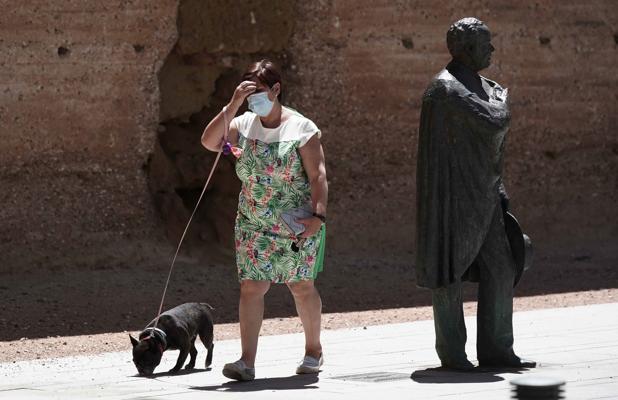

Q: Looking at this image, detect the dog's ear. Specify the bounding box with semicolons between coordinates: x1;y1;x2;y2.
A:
129;335;139;348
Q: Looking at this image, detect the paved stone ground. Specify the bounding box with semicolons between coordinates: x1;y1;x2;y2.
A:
1;303;617;399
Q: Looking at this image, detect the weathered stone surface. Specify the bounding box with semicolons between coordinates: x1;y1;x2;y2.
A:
0;1;179;271
0;0;616;277
150;1;296;259
284;0;618;266
158;51;223;121
156;0;295;121
176;0;294;54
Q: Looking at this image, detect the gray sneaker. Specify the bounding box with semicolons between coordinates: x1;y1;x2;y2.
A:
295;354;324;374
222;360;255;381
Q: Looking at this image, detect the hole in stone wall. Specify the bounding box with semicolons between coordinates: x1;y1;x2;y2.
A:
543;150;557;160
147;1;294;262
57;46;70;57
147;74;242;261
401;37;414;49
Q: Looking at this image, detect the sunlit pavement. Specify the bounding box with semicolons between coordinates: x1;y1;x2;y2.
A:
1;303;617;399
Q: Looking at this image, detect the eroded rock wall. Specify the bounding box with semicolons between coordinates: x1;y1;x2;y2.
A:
149;0;295;261
1;0;616;274
285;0;618;266
0;1;179;270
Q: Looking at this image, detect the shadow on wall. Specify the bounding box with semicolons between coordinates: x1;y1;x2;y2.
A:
1;251;617;341
146;0;296;263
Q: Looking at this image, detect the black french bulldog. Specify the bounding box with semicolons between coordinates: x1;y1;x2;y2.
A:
130;302;214;376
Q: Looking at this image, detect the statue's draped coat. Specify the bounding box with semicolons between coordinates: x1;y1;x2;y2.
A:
415;62;511;289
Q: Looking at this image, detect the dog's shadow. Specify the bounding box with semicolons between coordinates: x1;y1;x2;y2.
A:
191;374;319;392
411;366;528;384
133;367;212;378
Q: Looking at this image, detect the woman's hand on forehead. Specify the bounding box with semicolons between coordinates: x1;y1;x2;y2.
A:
240;80;257;90
231;81;257;106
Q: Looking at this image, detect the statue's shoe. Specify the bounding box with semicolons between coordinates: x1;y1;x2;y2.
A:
478;355;536;368
440;358;475;371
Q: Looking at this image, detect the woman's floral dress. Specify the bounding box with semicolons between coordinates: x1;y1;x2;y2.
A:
233;110;325;283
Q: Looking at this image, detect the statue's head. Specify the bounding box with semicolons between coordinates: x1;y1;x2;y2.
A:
447;17;494;71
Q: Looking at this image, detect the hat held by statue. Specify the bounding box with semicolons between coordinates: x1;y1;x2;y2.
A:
504;211;533;286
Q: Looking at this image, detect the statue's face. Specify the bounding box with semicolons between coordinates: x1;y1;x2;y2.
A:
468;26;494;71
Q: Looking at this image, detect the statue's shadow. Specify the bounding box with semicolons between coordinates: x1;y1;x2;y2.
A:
411;366;526;384
191;374;319;392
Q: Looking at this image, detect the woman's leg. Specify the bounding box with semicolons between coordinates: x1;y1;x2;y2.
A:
239;280;271;367
287;280;322;358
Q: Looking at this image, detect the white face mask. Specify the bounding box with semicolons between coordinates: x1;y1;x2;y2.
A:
247;91;274;117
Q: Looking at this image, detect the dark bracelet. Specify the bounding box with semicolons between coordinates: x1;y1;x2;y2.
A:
312;212;326;223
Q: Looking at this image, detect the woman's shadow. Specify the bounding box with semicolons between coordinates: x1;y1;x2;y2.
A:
191;374;319;392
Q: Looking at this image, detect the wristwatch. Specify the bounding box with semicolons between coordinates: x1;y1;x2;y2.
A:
312;212;326;223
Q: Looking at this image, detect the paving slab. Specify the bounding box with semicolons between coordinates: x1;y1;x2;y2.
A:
1;303;617;399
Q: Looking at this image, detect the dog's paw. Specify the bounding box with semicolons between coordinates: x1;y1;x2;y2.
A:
184;363;195;370
168;367;181;374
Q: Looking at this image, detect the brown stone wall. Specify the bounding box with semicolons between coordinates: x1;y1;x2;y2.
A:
285;0;618;267
0;1;179;270
1;0;616;275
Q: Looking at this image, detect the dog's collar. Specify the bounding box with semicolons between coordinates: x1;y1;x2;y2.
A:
139;327;168;354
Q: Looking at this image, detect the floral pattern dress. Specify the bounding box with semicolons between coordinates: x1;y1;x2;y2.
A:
233;111;325;283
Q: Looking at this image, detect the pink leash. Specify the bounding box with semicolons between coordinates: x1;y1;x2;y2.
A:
149;108;230;330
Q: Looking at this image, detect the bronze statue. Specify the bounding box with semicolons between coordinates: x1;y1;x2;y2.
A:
415;17;536;370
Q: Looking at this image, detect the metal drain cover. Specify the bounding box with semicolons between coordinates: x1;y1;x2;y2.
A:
330;372;410;383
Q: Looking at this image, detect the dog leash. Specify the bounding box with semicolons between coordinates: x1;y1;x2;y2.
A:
149;108;230;332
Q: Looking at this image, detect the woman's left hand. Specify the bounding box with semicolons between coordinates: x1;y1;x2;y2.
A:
297;216;323;238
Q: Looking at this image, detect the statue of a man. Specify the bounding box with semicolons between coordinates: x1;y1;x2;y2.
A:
415;17;536;370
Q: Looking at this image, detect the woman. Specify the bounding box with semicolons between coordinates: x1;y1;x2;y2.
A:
201;59;328;381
